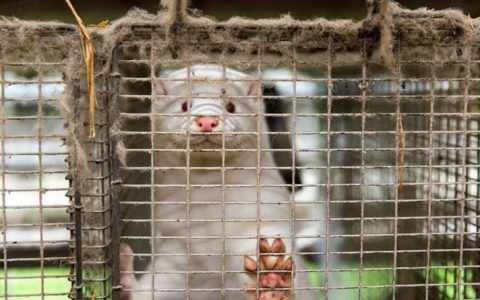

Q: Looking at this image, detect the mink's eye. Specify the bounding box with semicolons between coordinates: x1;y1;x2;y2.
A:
181;101;191;112
225;102;235;113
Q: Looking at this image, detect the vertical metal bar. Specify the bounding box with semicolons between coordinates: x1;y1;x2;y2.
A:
440;109;449;298
0;46;8;300
73;84;83;300
424;42;437;300
220;60;226;299
185;53;192;300
456;41;471;300
392;37;401;299
358;39;368;300
474;112;480;298
290;40;298;298
99;70;109;299
110;45;122;300
324;37;333;300
37;61;45;300
150;37;157;300
255;35;263;300
453;114;461;299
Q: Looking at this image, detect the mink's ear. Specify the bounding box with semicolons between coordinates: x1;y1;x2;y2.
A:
152;81;169;113
154;81;168;95
247;81;260;96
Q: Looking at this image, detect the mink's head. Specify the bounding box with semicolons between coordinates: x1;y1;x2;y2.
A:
153;64;262;151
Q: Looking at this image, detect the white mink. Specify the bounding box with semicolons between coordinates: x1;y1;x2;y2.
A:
121;64;316;300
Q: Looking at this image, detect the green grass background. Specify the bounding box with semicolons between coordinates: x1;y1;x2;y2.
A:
0;263;475;299
0;268;70;299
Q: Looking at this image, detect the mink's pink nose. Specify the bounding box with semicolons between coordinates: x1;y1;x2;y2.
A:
196;116;219;132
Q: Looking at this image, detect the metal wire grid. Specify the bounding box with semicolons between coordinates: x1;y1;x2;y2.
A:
0;49;71;297
111;26;480;299
0;5;476;300
0;4;474;299
0;25;116;300
69;73;114;299
403;42;480;299
115;39;322;299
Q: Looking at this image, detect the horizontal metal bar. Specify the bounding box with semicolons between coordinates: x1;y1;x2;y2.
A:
120;180;477;187
118;130;479;136
119;164;480;171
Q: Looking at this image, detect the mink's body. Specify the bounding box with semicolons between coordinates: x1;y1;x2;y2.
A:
121;65;316;300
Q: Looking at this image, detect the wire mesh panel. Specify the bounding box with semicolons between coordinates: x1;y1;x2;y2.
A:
114;29;323;299
69;73;114;299
0;1;479;300
0;23;114;299
0;28;72;299
111;4;480;300
67;47;114;299
402;41;480;299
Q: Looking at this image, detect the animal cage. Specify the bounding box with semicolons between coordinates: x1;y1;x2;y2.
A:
0;0;479;299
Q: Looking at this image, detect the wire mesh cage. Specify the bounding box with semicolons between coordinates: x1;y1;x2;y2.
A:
0;0;479;299
0;26;74;299
0;23;114;299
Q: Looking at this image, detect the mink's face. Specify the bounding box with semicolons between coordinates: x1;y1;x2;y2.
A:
153;65;261;150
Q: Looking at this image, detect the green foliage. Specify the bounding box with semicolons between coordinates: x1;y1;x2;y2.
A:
0;268;70;299
307;262;393;299
423;261;477;300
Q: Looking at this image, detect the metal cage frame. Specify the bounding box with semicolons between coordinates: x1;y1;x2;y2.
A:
0;0;478;299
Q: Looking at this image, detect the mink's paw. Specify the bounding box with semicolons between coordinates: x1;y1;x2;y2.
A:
244;237;293;300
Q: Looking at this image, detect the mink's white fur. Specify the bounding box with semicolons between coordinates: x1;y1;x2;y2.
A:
121;65;316;300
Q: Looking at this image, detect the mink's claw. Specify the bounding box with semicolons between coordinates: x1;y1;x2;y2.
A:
244;237;293;300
